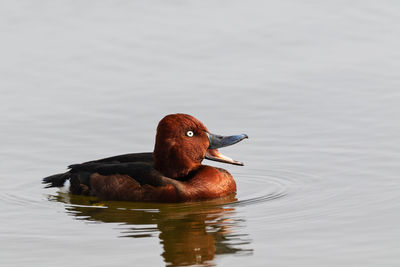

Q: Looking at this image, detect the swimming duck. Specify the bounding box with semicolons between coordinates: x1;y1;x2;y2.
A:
43;114;248;202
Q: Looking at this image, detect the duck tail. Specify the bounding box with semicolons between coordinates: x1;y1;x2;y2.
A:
42;172;70;188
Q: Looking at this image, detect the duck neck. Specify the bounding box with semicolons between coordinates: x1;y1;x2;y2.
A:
153;149;200;179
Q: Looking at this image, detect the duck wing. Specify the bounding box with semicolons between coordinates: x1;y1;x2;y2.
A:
42;152;153;188
76;152;153;165
69;161;166;187
68;162;183;202
43;153;185;202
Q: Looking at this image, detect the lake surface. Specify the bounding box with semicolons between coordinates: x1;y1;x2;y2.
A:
1;1;400;266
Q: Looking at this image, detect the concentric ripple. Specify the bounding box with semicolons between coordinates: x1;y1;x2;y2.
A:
231;166;320;207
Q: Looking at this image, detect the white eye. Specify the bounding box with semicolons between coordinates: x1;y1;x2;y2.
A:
186;130;194;137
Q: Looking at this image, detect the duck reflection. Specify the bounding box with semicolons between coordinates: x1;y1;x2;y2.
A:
49;192;252;266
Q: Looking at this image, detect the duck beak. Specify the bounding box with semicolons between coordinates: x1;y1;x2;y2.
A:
205;133;248;166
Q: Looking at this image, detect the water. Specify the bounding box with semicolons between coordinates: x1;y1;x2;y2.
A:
1;1;400;266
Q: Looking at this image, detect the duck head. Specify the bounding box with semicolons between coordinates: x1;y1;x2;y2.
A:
153;114;248;179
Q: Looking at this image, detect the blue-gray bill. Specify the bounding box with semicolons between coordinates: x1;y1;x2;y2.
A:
205;133;248;166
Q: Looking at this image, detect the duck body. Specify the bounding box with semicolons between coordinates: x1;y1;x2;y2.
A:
43;114;247;202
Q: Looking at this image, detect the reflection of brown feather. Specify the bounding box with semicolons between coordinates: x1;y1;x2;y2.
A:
51;191;253;266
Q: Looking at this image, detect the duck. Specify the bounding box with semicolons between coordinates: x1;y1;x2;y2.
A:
43;113;248;202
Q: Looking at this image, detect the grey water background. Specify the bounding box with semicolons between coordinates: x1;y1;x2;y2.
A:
1;1;400;266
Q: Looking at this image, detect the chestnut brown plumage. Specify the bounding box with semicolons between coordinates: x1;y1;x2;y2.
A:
43;113;248;202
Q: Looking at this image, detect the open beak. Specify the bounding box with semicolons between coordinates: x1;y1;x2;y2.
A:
205;133;248;166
